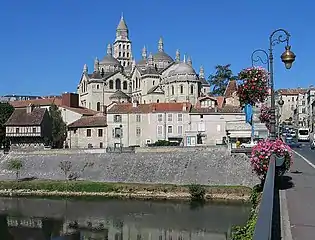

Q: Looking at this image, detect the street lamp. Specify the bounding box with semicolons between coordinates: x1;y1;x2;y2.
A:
268;29;296;140
251;49;270;72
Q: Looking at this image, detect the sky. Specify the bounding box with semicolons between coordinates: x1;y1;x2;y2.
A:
0;0;314;96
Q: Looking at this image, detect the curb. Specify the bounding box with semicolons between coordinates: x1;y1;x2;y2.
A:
280;190;293;240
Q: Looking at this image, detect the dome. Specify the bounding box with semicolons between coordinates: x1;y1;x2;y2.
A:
136;59;147;66
100;55;121;66
153;52;174;62
173;62;196;75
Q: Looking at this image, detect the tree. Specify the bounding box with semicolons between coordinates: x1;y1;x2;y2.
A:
49;103;66;148
0;102;14;148
7;159;23;181
208;64;237;96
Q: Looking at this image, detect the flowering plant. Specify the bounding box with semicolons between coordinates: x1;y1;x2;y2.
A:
237;67;269;106
250;139;293;179
259;105;271;130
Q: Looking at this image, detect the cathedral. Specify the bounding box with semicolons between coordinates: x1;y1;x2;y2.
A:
77;16;210;111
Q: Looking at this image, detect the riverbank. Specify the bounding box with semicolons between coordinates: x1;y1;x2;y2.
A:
0;180;252;201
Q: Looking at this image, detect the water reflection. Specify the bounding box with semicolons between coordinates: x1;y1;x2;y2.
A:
0;197;251;240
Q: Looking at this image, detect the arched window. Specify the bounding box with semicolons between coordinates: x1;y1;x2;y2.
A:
153;80;155;86
133;80;135;89
157;99;160;103
172;85;175;95
96;102;101;111
180;85;184;94
123;81;127;90
136;78;138;89
119;44;121;49
190;85;194;94
97;84;99;90
123;52;125;57
115;79;121;89
109;80;114;89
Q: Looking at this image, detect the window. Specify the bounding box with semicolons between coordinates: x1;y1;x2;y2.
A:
74;129;77;134
123;81;127;90
114;115;122;122
190;85;194;94
87;129;91;137
158;114;163;122
97;84;99;89
109;80;114;89
113;127;123;138
32;127;36;133
153;80;155;86
167;114;172;122
180;85;184;94
292;96;294;101
157;125;163;135
172;85;175;95
200;114;204;119
115;79;121;89
157;99;160;103
302;108;306;114
167;126;173;134
16;128;19;134
177;125;183;135
136;127;141;137
100;142;103;148
97;102;101;111
198;122;206;131
98;129;103;137
177;113;183;122
302;101;306;105
136;114;141;122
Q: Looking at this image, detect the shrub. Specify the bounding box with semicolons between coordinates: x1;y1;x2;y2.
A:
7;159;23;180
188;184;205;201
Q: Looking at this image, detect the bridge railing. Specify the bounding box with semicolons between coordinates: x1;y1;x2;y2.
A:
253;154;277;240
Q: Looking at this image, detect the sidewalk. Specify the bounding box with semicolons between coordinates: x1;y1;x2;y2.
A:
281;151;315;239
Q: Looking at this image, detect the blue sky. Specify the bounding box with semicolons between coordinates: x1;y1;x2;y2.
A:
0;0;313;96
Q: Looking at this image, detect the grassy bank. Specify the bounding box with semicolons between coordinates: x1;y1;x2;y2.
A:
231;185;262;239
0;180;252;201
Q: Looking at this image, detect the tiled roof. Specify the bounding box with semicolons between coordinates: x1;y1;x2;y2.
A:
62;106;97;116
108;102;192;114
277;88;307;95
190;106;242;114
5;108;47;126
215;96;225;108
68;116;107;128
9;97;62;108
224;80;238;98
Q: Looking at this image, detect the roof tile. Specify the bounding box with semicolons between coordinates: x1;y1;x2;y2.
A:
68;116;107;128
5;108;47;126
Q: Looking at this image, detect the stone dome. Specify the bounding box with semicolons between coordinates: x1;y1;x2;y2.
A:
100;55;121;66
170;62;196;76
153;52;174;62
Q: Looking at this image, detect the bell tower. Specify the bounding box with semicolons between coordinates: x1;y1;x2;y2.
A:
113;14;132;68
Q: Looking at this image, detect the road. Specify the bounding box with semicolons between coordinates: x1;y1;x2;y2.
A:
284;143;315;239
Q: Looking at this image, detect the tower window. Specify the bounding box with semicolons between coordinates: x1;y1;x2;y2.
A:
123;81;127;90
190;85;194;94
180;85;184;94
119;44;121;49
127;53;129;58
119;52;121;57
127;45;129;49
123;52;125;57
123;45;125;49
96;102;101;111
115;79;121;90
109;80;113;89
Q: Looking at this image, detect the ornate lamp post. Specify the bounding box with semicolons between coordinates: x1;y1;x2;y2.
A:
269;29;296;140
251;49;270;72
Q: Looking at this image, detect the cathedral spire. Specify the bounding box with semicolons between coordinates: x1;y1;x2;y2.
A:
117;14;128;31
148;52;154;67
175;49;180;62
142;45;147;60
94;57;99;72
187;56;192;66
158;37;164;52
199;65;204;78
107;43;112;56
83;64;88;73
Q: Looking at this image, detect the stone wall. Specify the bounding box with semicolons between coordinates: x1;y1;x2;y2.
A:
0;147;259;187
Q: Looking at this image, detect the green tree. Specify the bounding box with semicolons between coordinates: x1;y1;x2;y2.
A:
208;64;237;96
49;103;66;148
0;102;14;147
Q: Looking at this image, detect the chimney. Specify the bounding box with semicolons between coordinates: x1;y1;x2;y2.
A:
26;104;34;114
102;105;107;115
182;103;187;112
132;100;138;108
62;92;79;108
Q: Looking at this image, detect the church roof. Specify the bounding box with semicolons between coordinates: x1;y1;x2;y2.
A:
147;85;164;94
109;90;130;99
100;55;121;66
153;51;173;62
224;80;238;98
117;16;128;30
173;62;196;75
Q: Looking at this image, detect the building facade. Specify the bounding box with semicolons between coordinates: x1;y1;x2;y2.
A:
77;16;210;112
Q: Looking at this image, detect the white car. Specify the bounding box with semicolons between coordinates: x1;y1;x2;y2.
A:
240;141;257;148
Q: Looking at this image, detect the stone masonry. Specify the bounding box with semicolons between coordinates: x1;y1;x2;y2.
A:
0;147;259;187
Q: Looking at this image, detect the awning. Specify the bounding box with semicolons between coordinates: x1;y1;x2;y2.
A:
228;131;251;138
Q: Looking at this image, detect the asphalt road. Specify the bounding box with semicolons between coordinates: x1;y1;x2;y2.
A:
284;143;315;239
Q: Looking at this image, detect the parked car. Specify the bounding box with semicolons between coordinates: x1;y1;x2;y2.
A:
240;141;257;148
286;138;302;148
310;140;315;150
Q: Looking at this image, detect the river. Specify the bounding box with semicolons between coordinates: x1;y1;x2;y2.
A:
0;197;251;240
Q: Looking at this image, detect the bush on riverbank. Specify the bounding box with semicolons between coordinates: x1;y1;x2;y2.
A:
0;180;251;200
231;185;262;239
